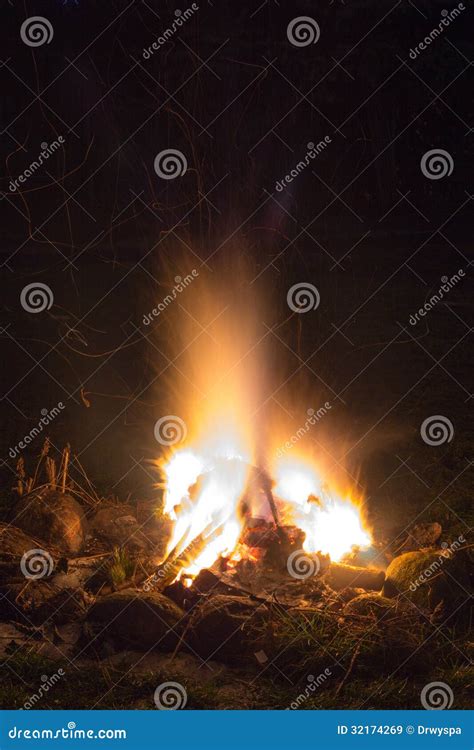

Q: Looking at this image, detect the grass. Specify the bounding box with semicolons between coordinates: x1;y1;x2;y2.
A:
1;646;472;710
107;547;135;588
246;593;473;708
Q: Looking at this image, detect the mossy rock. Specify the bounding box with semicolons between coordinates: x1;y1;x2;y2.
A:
383;549;470;612
344;592;395;618
86;589;184;651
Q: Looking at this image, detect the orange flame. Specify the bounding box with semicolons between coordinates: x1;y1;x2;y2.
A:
154;252;371;580
160;439;371;579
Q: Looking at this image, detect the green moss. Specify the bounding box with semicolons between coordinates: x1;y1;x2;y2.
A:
344;593;395;617
383;549;468;610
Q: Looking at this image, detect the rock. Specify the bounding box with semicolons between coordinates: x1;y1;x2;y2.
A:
324;563;385;592
51;556;107;592
13;490;87;554
189;594;267;665
192;569;223;594
272;577;327;604
0;524;56;583
0;619;82;662
383;549;470;612
86;589;184;651
399;522;442;552
0;582;88;625
344;592;396;618
136;507;173;559
0;622;33;658
90;504;149;552
336;587;368;603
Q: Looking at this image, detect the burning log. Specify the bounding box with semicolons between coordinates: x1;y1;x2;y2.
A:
158;447;374;592
148;523;225;592
253;467;284;537
245;465;296;566
241;522;305;549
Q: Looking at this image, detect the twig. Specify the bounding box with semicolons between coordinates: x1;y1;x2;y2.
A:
335;643;361;697
170;608;199;660
16;457;25;496
61;444;70;493
252;466;289;551
45;456;56;488
70;453;101;505
31;439;50;491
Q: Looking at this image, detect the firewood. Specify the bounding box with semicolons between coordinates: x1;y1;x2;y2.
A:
253;468;286;536
324;563;385;592
152;523;225;592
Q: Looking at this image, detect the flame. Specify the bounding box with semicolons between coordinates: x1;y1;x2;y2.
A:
154;251;371;580
273;457;371;561
161;424;251;578
161;443;371;579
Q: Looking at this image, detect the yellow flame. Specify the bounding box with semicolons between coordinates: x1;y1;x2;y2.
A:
273;456;371;561
161;425;251;578
154;251;371;578
161;444;371;578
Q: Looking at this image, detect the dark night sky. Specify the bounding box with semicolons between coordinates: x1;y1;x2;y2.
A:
1;0;472;538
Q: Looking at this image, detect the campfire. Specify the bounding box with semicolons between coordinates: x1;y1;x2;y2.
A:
151;262;372;590
156;434;371;587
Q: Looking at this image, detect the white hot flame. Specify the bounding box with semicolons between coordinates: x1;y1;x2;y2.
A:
161;448;371;579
